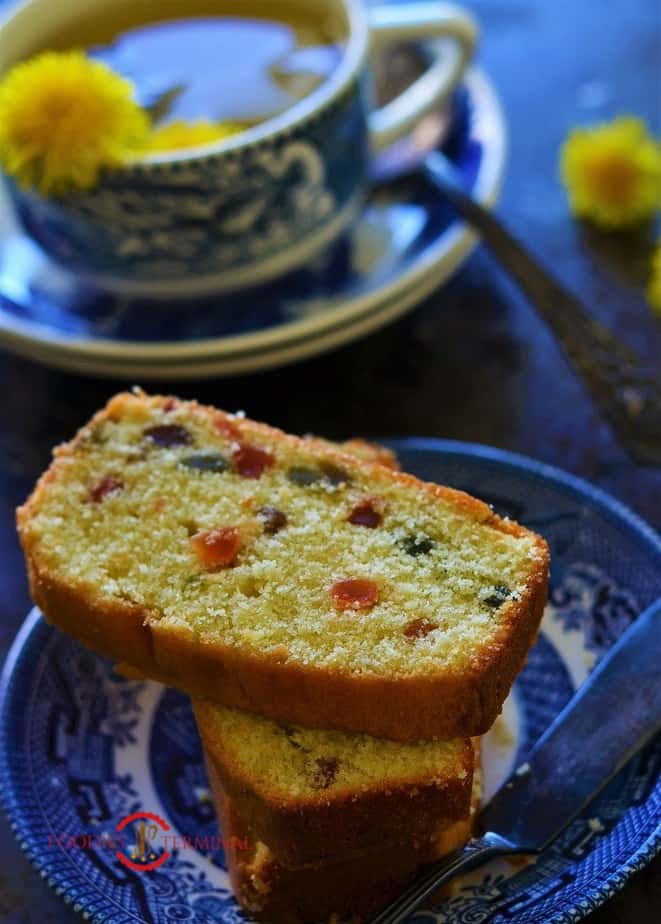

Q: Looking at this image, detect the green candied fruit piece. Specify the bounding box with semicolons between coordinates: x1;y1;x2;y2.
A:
483;584;511;608
400;535;435;556
180;452;229;473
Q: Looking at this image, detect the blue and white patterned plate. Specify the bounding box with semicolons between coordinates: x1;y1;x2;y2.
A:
0;68;505;379
1;441;659;924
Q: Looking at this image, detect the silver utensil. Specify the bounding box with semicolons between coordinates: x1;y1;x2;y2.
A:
143;84;185;123
368;597;661;924
371;105;661;466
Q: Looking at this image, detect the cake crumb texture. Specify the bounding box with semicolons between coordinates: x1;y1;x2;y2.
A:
19;391;548;678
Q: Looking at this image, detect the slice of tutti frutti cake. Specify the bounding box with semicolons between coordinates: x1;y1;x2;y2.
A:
18;390;549;741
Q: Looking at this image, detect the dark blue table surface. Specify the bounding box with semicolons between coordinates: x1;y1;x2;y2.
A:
1;1;660;921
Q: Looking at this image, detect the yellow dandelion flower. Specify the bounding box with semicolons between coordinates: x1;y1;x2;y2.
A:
647;241;661;317
560;117;661;229
0;51;149;196
143;119;243;154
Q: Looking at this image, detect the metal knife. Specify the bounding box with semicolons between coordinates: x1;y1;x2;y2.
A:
369;597;661;924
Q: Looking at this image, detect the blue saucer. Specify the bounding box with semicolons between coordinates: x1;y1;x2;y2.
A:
1;442;659;923
0;70;506;378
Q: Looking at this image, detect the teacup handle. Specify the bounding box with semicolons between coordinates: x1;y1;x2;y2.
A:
367;2;478;151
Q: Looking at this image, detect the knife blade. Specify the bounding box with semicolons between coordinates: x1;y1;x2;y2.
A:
480;596;661;849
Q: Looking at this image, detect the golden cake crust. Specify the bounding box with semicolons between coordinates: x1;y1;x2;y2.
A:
18;391;549;741
196;705;473;868
207;757;477;924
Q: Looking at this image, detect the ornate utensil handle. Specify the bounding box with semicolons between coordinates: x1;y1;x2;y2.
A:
424;151;661;466
368;832;518;924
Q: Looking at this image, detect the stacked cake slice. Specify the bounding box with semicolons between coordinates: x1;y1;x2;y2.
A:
198;697;483;921
18;391;549;922
203;721;483;922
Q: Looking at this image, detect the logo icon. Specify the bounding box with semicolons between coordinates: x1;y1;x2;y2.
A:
116;811;171;872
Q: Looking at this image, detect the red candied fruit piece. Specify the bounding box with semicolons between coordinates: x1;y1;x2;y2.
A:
89;475;124;503
330;578;378;612
347;496;383;528
233;444;274;479
191;527;241;569
215;415;242;441
257;506;288;534
313;756;340;789
162;398;178;413
404;617;438;639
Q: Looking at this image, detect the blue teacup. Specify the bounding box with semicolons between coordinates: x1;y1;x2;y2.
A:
0;0;476;297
